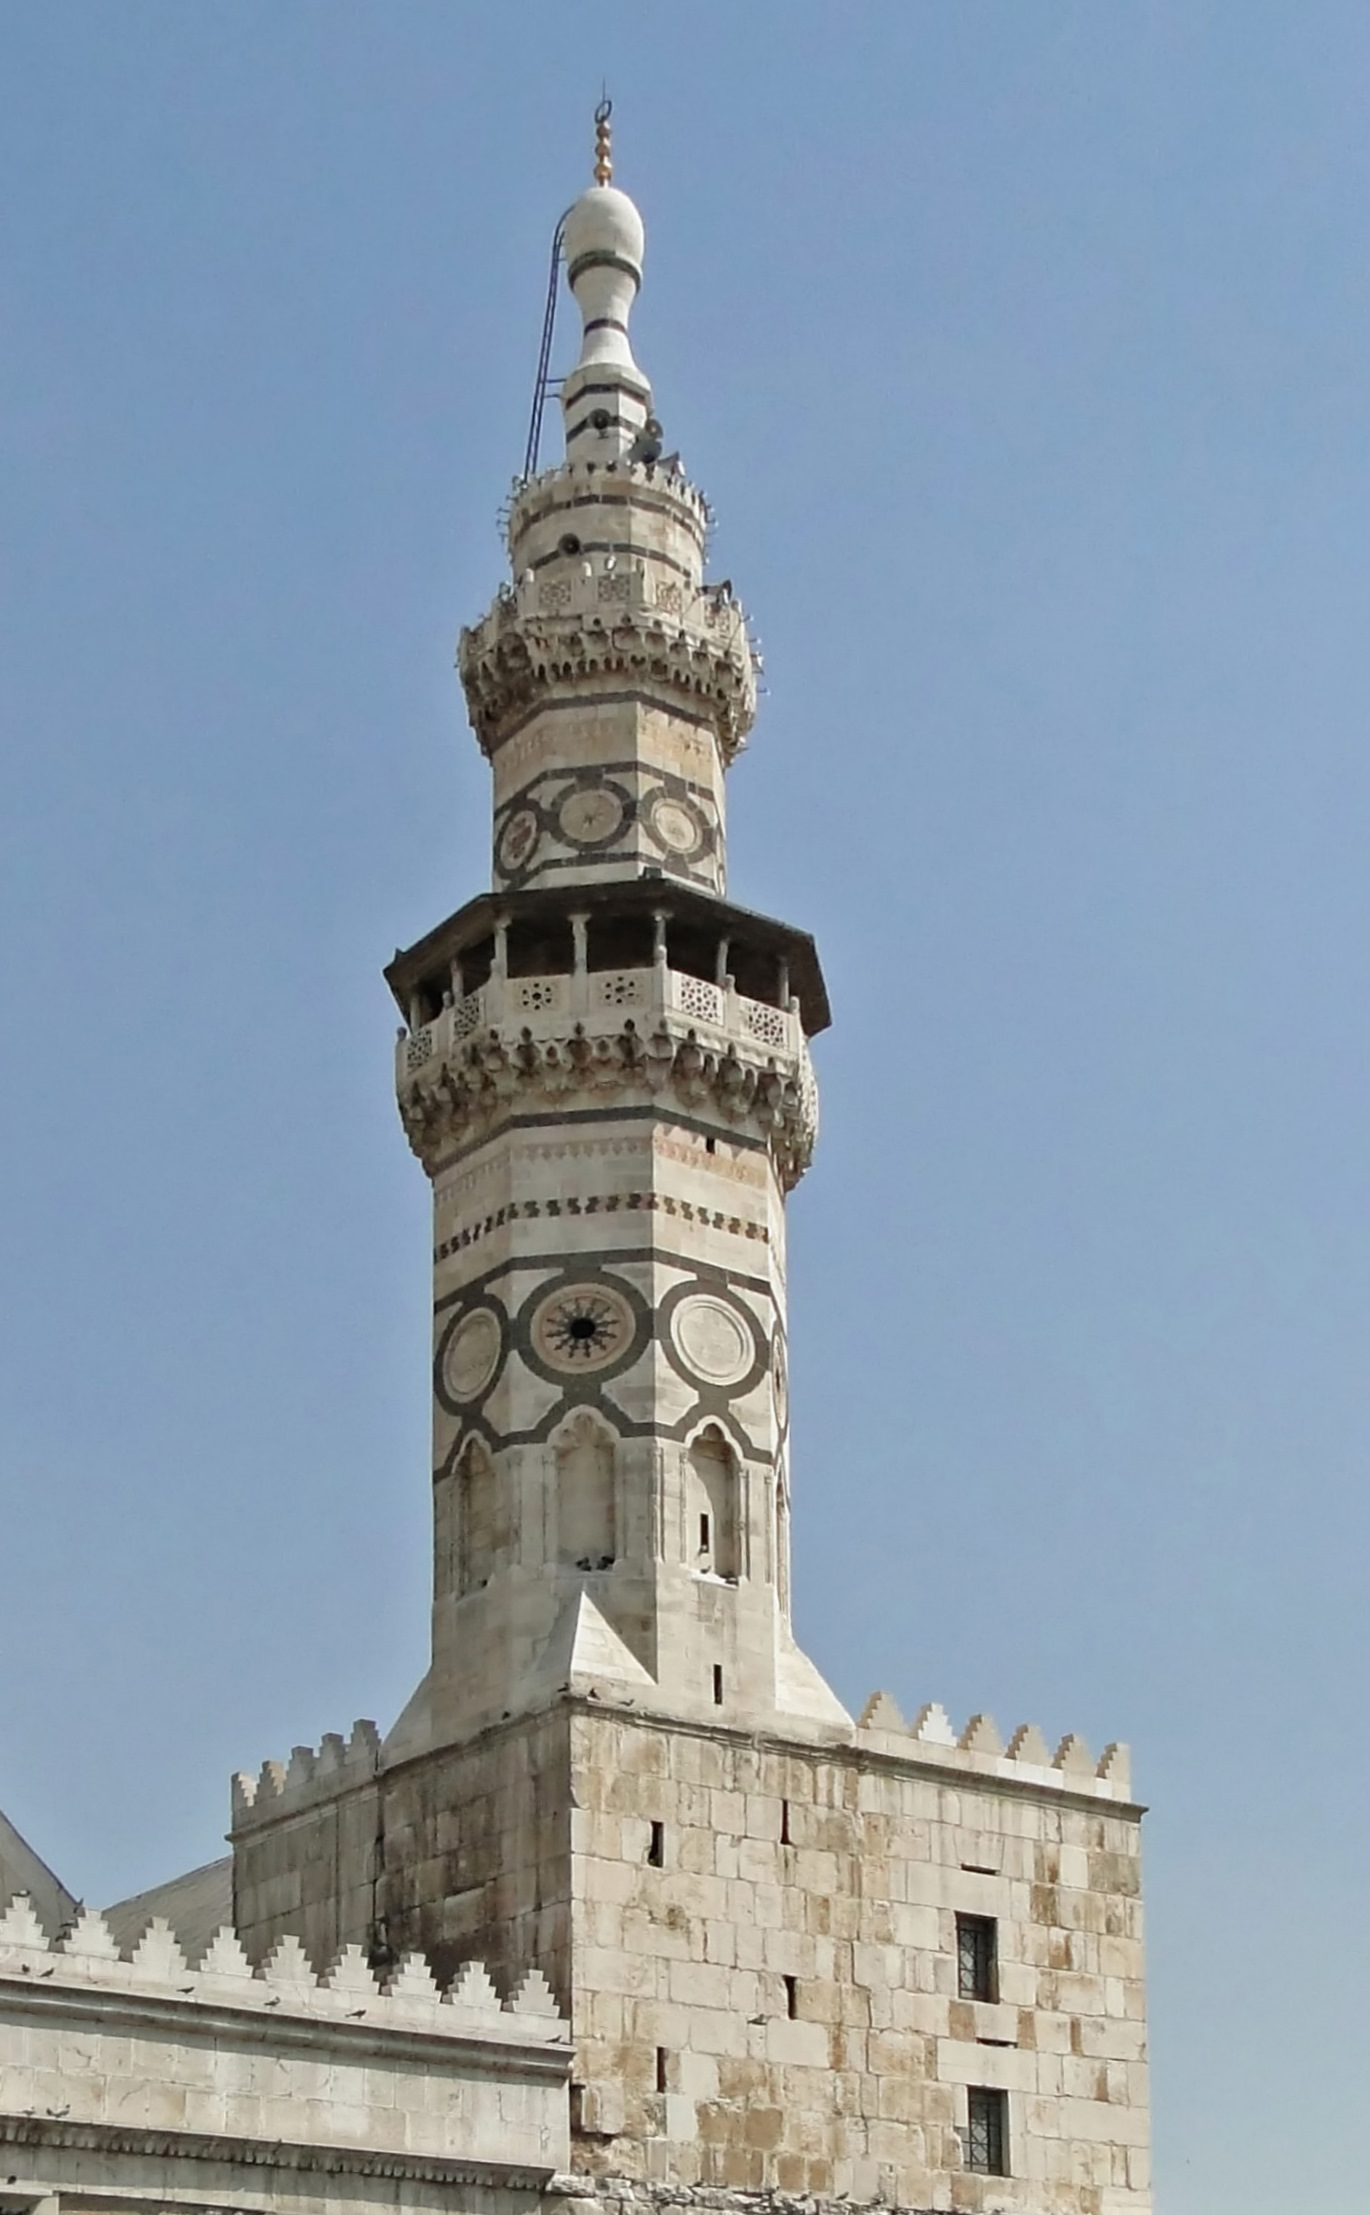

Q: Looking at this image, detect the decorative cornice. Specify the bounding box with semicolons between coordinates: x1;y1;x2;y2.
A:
398;1017;816;1190
458;581;756;764
0;2114;555;2191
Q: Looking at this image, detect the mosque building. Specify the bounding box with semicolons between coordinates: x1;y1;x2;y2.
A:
0;115;1151;2215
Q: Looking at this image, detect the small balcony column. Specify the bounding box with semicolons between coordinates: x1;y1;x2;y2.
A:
492;915;510;982
570;910;590;1015
776;956;790;1010
408;991;426;1032
715;937;730;987
653;911;670;968
450;954;465;1002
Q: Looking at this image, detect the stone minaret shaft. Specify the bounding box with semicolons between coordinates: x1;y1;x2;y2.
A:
380;156;843;1753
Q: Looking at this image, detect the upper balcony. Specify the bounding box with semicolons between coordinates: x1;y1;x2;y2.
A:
398;957;803;1086
385;878;830;1042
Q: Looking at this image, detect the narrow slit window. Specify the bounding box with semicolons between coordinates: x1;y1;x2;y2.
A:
699;1512;711;1553
780;1798;792;1845
783;1974;798;2019
965;2086;1008;2175
655;2047;668;2092
647;1819;665;1867
712;1663;724;1705
956;1912;998;2002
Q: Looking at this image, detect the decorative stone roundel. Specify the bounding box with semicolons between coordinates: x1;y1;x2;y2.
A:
644;787;709;862
496;807;541;878
557;785;626;847
671;1294;754;1388
771;1330;790;1438
438;1303;505;1408
530;1280;636;1375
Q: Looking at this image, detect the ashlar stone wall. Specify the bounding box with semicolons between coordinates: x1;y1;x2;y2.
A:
231;1694;1147;2215
567;1705;1147;2215
0;1891;570;2215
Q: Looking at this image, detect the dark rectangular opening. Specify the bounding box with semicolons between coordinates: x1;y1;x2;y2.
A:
705;1135;717;1154
712;1664;724;1705
965;2086;1008;2175
647;1820;664;1868
655;2046;668;2093
586;912;656;972
783;1974;798;2019
699;1512;711;1552
957;1912;998;2003
506;918;574;977
780;1798;792;1845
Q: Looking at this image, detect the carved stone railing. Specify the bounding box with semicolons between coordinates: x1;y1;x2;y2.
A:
459;560;757;763
395;965;816;1187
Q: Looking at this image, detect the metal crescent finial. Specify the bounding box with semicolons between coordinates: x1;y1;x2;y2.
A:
594;95;613;186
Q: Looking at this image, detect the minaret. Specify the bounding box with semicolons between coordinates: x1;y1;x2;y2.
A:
230;123;1151;2210
383;113;846;1751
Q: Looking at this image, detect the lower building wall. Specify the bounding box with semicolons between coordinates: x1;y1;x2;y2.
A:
231;1697;1148;2214
0;1896;571;2215
566;1711;1149;2215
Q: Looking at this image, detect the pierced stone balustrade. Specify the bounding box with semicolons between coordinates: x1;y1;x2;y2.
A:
395;962;816;1187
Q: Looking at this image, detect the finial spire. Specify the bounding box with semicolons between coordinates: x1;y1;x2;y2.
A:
593;96;613;186
560;107;650;461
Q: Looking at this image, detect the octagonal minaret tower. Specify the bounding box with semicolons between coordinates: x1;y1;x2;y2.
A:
229;123;1151;2208
382;119;845;1751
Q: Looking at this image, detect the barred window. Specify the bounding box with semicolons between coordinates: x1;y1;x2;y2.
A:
965;2086;1008;2176
956;1912;997;2001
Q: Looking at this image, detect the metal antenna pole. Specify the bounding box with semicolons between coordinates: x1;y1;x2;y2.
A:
522;213;567;484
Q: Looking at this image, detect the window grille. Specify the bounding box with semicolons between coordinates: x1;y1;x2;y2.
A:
957;1912;998;2002
965;2087;1008;2176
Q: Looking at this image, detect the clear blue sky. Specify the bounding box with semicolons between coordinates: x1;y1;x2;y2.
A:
2;8;1366;2209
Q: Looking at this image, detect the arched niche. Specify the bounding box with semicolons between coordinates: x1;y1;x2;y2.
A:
458;1437;502;1593
686;1425;740;1581
555;1409;617;1571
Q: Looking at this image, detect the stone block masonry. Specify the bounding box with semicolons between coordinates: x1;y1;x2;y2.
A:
0;1889;570;2215
230;1691;1146;2215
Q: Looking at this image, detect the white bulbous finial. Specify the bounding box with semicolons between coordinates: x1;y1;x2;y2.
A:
560;101;653;463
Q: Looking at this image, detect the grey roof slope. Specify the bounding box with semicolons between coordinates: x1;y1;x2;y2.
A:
0;1805;78;1935
104;1855;233;1961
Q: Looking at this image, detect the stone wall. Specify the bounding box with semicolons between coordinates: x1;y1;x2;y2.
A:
232;1692;1147;2215
0;1890;570;2215
565;1706;1147;2215
233;1707;575;2001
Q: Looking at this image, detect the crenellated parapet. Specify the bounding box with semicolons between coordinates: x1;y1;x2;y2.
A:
857;1690;1134;1801
231;1716;380;1827
0;1887;566;2031
0;1889;570;2194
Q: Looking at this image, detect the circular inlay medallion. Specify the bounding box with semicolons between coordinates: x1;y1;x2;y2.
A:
558;786;626;847
771;1331;790;1436
438;1304;504;1406
496;807;540;877
645;790;708;860
530;1281;636;1375
671;1294;755;1388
